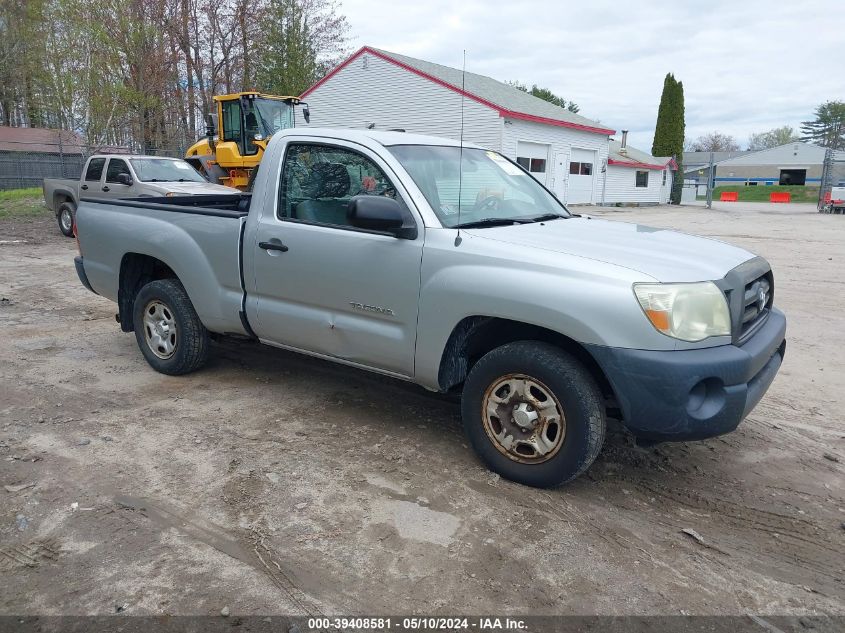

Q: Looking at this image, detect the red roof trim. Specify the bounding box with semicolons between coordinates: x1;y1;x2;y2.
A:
301;46;616;136
608;158;670;170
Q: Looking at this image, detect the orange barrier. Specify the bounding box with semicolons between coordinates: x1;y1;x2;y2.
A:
720;191;738;202
770;192;791;203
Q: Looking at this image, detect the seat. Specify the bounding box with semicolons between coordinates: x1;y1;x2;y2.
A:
295;163;352;225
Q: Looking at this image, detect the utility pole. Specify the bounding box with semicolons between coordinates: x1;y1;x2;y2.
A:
705;152;715;209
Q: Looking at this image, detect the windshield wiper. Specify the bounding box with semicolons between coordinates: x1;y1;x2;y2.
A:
527;213;567;223
453;217;531;229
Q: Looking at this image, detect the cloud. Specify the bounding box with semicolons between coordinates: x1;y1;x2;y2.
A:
339;0;842;151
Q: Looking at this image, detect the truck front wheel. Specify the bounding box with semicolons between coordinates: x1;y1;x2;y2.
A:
461;341;606;488
132;279;209;375
57;202;76;237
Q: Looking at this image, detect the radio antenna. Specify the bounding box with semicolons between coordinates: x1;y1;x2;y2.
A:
454;49;466;247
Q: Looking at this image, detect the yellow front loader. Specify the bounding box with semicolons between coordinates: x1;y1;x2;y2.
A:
186;92;309;190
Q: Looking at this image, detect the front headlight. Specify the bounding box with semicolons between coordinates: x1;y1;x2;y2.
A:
634;282;731;342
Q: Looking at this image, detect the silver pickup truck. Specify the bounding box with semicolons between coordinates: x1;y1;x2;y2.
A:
44;154;239;236
73;129;786;487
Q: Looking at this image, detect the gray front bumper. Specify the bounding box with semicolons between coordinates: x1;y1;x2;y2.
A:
586;308;786;441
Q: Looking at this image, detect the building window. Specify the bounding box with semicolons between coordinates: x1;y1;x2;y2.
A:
662;169;667;185
636;171;649;187
516;156;546;173
569;161;592;175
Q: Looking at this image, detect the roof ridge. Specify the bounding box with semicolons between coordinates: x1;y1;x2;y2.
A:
303;46;615;136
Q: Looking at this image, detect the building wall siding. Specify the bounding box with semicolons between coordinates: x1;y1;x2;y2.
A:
501;118;609;204
715;164;823;182
717;143;826;167
602;165;668;204
301;53;504;150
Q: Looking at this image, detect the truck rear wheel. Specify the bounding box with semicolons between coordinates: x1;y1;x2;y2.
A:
132;279;209;375
461;341;606;488
57;202;75;237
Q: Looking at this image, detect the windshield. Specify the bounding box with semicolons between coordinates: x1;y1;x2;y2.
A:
388;145;569;227
252;98;294;137
129;158;206;183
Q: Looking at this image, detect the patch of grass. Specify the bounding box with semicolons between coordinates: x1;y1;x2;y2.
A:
0;188;50;219
697;185;820;203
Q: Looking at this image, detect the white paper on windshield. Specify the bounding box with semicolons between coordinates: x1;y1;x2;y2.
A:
485;151;524;176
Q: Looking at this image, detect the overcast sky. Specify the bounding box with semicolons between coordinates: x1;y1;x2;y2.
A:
338;0;843;152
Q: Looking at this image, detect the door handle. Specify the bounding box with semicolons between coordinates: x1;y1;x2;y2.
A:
102;186;110;192
81;184;88;190
259;241;289;252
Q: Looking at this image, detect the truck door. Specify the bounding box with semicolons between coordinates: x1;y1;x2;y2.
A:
80;158;106;196
102;158;133;199
248;140;424;377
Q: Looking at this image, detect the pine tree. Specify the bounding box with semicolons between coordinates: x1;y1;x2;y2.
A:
800;101;845;150
652;73;685;204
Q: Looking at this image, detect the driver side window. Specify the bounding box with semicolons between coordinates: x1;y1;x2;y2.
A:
105;159;130;184
279;144;396;228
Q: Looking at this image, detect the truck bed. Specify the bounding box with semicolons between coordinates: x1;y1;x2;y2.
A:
76;196;249;336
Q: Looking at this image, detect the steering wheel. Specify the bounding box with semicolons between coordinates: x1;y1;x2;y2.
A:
474;195;502;212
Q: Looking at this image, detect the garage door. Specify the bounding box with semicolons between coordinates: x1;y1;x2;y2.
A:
568;148;596;204
515;141;550;185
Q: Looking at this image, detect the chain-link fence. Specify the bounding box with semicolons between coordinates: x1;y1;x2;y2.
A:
818;148;845;214
0;140;189;191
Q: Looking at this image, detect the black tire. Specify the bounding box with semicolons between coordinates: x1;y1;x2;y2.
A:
132;279;209;375
57;201;76;237
461;341;606;488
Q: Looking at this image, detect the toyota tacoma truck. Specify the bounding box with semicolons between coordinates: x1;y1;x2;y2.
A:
73;129;786;487
44;154;240;237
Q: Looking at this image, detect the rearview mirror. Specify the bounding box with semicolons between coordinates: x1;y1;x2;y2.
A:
116;173;133;186
348;195;416;239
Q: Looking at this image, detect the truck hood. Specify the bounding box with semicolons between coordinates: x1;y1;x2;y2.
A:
150;182;240;195
466;216;755;282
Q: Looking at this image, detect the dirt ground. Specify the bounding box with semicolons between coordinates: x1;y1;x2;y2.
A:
0;201;843;618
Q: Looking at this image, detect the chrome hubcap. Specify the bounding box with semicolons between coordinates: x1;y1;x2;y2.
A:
143;300;177;359
481;374;566;463
60;209;72;232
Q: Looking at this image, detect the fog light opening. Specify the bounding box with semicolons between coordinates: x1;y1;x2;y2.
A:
686;377;726;420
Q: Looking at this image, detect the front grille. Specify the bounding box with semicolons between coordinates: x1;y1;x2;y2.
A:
717;257;775;345
739;273;773;339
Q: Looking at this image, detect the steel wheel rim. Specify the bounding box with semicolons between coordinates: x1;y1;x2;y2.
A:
481;373;566;464
143;300;177;360
60;208;72;232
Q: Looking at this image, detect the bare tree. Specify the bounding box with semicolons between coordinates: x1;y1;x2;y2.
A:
687;131;740;152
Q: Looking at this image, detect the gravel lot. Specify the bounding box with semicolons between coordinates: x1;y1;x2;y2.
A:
0;201;843;617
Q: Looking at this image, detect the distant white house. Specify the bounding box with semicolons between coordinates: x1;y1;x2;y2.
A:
601;135;675;205
300;46;618;205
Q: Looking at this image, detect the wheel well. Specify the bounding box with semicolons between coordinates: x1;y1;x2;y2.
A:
54;193;73;214
118;253;177;332
437;316;617;404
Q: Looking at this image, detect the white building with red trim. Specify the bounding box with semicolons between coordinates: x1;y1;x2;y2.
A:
601;136;676;205
300;46;617;205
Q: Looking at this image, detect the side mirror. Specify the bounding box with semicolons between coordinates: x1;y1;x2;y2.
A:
116;173;133;186
348;195;416;239
302;103;311;124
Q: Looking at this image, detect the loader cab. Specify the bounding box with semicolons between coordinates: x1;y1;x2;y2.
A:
218;93;299;158
186;91;307;189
